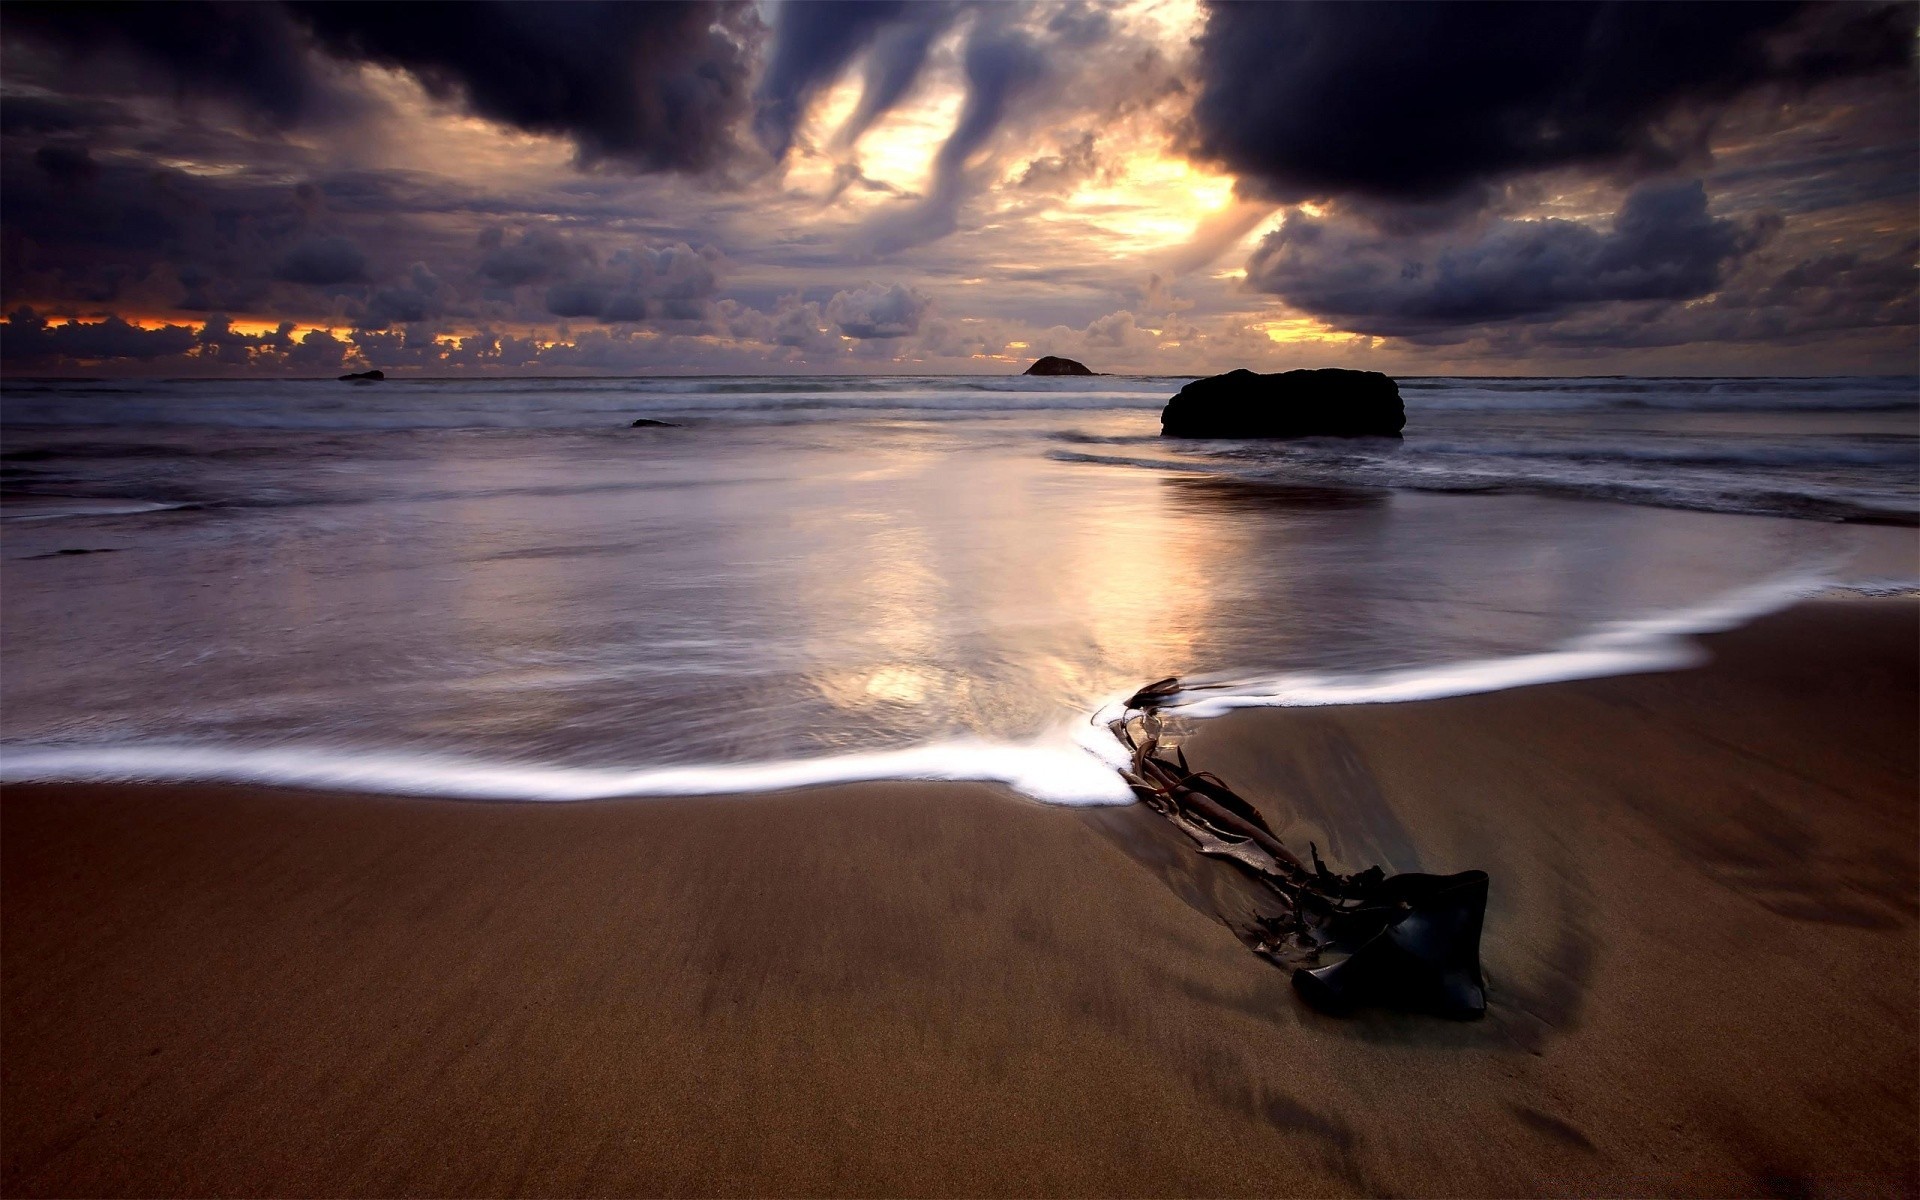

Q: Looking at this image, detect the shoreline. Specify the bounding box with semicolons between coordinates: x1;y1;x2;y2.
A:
5;598;1916;1195
6;584;1911;808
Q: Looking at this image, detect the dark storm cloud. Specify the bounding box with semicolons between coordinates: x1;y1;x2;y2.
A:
540;242;722;323
753;1;912;160
0;95;132;137
292;1;758;172
355;265;445;331
1;144;203;305
5;2;758;172
1603;234;1920;348
1455;226;1918;355
477;226;593;288
1190;1;1916;206
1;307;198;363
3;1;337;128
273;234;369;285
471;224;723;324
31;143;99;187
1247;181;1774;335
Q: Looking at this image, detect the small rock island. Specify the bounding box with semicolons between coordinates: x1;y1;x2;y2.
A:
1023;356;1093;376
1161;368;1404;438
339;369;384;382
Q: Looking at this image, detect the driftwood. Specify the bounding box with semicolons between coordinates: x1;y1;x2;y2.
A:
1112;677;1490;1020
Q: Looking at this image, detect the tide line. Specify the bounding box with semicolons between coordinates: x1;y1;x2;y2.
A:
2;571;1869;808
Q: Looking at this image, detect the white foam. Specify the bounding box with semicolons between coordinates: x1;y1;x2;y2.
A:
0;572;1857;807
0;732;1139;807
1125;572;1837;719
3;499;192;521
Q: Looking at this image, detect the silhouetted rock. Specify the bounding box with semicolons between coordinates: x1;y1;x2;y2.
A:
1161;368;1404;438
339;369;384;382
1023;356;1093;376
629;418;679;428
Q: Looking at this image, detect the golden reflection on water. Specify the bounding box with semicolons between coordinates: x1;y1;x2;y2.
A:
781;434;1267;729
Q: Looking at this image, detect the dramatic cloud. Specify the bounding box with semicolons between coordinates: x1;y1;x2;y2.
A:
5;1;759;172
293;2;758;172
477;226;592;289
1247;181;1773;336
826;6;956;153
3;1;342;128
356;265;445;331
1190;1;1915;206
2;307;198;363
539;242;723;323
196;313;297;361
273;234;369;285
0;1;1911;375
861;16;1048;254
826;282;928;338
754;1;910;160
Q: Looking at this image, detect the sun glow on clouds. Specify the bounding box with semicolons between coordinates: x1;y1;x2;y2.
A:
775;0;1246;268
11;0;1903;378
350;65;575;183
1052;155;1238;255
786;60;966;205
1254;316;1371;347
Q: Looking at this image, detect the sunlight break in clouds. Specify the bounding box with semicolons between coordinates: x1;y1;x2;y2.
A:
1;0;1913;376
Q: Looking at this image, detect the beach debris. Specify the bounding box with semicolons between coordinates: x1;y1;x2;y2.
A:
1111;683;1487;1020
1160;367;1404;438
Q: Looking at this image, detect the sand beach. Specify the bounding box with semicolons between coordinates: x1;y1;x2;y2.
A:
6;599;1913;1196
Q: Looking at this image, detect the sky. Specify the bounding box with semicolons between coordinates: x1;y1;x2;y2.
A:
1;0;1915;377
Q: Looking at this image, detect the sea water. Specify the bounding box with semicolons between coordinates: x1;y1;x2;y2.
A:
3;375;1914;803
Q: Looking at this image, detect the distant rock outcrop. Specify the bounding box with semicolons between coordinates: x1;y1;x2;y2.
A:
1161;368;1404;438
1024;356;1093;376
339;369;384;382
629;418;679;428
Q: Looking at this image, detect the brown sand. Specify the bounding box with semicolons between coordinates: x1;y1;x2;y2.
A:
3;599;1914;1197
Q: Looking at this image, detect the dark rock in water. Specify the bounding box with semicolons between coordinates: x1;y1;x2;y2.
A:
338;369;385;382
1161;368;1404;438
29;547;119;559
629;418;679;428
1024;355;1094;376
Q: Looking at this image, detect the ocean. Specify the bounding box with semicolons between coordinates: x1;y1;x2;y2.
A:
3;374;1915;803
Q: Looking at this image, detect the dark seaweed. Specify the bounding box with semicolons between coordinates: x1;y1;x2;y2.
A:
1112;683;1490;1020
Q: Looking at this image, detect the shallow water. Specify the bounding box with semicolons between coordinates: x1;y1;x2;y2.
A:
3;375;1914;802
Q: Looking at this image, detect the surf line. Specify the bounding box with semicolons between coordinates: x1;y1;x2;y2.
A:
0;570;1857;808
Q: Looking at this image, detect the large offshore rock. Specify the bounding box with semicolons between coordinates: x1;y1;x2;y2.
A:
1023;355;1094;376
1161;368;1404;437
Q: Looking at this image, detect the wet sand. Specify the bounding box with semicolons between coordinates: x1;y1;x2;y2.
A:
4;599;1914;1197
